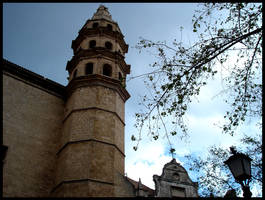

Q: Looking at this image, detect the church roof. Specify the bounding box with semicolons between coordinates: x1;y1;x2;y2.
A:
92;5;113;22
126;177;155;196
2;59;66;99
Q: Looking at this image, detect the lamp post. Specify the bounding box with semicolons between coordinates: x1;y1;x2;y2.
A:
224;147;252;198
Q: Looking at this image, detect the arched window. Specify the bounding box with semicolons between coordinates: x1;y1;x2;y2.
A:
85;63;93;75
105;41;112;50
107;24;113;31
103;64;112;77
119;72;123;82
173;172;180;181
92;22;99;28
73;69;77;78
89;40;96;48
2;145;8;162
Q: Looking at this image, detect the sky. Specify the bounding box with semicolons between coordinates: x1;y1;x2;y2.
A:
3;3;261;197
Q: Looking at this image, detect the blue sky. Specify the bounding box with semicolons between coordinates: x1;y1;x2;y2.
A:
3;3;261;196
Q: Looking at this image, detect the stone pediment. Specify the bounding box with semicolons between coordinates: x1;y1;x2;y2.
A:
160;159;193;185
153;159;198;197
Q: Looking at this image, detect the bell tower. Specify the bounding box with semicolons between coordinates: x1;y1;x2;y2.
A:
53;5;131;197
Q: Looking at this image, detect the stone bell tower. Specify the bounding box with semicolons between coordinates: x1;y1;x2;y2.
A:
52;5;131;197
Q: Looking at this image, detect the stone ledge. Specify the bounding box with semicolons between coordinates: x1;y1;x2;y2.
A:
63;107;125;125
56;138;125;158
50;177;114;194
66;74;130;102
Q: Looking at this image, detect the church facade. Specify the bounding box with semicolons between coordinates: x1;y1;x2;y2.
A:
3;5;198;197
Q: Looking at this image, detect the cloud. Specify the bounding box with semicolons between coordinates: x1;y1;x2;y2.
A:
125;141;180;189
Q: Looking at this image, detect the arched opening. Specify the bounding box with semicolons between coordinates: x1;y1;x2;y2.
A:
119;72;123;82
92;22;99;28
2;145;8;162
173;172;180;180
85;63;93;75
73;69;77;78
107;24;113;31
89;40;96;48
105;41;113;50
103;64;112;77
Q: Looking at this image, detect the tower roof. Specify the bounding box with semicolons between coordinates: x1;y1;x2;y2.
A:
92;5;113;22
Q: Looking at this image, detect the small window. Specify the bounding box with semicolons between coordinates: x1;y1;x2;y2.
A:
73;69;77;78
105;41;113;50
92;22;99;28
85;63;93;75
103;64;112;77
89;40;96;48
2;145;8;162
119;72;123;82
171;186;185;197
107;24;113;31
173;172;180;180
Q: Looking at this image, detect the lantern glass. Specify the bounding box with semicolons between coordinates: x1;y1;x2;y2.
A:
227;158;244;179
242;158;251;177
225;153;252;182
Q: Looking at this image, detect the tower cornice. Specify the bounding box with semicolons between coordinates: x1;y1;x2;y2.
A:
72;27;128;54
66;74;130;102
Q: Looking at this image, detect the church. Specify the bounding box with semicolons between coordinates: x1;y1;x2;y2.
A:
3;5;198;197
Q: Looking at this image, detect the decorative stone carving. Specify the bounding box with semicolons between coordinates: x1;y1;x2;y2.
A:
92;5;113;21
153;159;198;197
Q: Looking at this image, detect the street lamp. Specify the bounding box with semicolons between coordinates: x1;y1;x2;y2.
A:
224;147;252;198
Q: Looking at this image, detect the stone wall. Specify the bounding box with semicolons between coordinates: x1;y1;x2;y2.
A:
114;172;135;197
53;83;126;197
3;72;64;197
